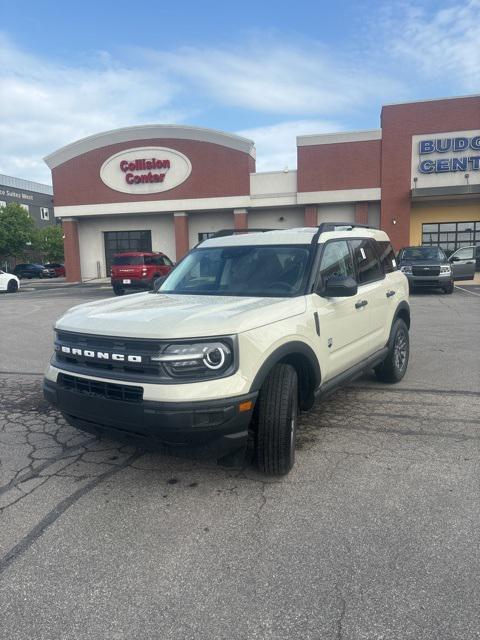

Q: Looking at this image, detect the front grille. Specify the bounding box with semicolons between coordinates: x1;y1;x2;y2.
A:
412;266;440;276
54;331;162;377
57;373;143;403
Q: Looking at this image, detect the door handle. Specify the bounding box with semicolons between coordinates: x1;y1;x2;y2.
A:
386;290;396;298
355;300;368;309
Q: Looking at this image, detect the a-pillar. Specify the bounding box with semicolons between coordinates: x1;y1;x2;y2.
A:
355;202;369;226
304;205;317;227
233;208;248;230
62;218;82;283
174;212;189;260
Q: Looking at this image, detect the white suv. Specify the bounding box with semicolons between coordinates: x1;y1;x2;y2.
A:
44;224;410;475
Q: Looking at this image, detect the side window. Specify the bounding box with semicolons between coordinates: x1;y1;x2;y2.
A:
318;240;354;284
376;240;398;273
163;256;174;267
452;247;474;260
350;239;383;284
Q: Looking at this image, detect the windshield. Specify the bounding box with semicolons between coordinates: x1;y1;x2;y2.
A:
399;246;446;261
159;245;312;297
113;255;144;265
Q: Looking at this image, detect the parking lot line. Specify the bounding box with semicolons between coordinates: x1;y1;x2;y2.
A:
454;285;480;296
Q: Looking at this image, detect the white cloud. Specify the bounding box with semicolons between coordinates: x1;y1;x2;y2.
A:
389;0;480;91
0;34;184;184
155;41;402;116
237;119;342;171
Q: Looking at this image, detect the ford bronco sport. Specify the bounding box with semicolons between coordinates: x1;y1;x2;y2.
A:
43;223;410;475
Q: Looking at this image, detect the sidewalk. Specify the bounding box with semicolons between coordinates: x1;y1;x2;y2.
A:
20;277;110;290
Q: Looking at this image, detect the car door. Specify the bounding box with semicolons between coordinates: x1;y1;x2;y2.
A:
311;239;373;381
349;238;388;352
0;271;7;291
449;246;476;280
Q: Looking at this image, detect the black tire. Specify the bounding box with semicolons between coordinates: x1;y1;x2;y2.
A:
443;281;454;294
150;274;160;290
374;318;409;383
255;363;298;476
7;279;18;293
113;285;125;296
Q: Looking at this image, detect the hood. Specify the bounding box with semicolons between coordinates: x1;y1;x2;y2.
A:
399;257;449;266
56;292;307;339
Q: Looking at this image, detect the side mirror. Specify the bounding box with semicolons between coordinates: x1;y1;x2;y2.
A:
321;275;358;297
153;275;167;291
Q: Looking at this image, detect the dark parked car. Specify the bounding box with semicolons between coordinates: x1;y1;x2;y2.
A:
44;263;66;277
398;245;475;294
110;251;174;295
13;263;55;279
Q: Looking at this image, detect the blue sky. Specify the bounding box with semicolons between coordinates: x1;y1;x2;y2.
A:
1;0;479;183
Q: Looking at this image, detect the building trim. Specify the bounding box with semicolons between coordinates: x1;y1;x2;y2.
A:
382;93;480;108
44;124;256;169
0;173;53;195
53;195;252;218
297;129;382;147
297;188;381;204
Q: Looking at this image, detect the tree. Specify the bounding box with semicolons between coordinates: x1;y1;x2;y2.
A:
34;225;65;262
0;202;37;258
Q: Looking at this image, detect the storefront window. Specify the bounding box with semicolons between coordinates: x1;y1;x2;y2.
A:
421;221;478;256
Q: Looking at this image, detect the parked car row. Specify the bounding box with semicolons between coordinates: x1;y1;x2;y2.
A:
110;244;477;296
13;263;65;279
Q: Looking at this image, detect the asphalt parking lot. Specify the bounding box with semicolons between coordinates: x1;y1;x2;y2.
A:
1;284;479;639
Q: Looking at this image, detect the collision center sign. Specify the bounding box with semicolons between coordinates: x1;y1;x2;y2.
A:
100;146;192;194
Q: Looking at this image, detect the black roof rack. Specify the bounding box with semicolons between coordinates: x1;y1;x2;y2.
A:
310;222;372;245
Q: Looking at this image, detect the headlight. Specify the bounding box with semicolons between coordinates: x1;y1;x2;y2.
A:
400;266;412;274
440;265;451;274
151;340;234;378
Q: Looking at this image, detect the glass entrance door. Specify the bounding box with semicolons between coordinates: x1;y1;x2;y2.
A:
104;230;152;275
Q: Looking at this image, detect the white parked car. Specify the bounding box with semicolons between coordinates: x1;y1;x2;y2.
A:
44;223;410;475
0;270;20;293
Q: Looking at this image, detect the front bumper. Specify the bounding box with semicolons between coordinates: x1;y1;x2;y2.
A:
406;274;452;288
43;376;257;459
111;277;151;289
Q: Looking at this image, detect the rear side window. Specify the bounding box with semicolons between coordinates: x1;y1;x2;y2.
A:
113;256;144;265
350;239;383;284
376;241;398;273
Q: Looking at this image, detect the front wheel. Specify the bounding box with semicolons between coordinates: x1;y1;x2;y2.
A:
7;279;18;293
374;318;409;383
443;281;454;294
255;363;298;476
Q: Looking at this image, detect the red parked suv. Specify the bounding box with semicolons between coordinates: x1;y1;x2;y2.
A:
111;252;174;295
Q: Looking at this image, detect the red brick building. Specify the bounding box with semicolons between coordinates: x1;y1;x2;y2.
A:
45;95;480;282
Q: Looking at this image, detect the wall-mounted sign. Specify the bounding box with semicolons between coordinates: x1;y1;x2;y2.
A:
411;130;480;189
100;146;192;194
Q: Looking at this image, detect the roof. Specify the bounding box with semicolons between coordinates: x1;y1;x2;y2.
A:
0;173;53;195
113;251;164;256
200;226;389;248
44;124;256;169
